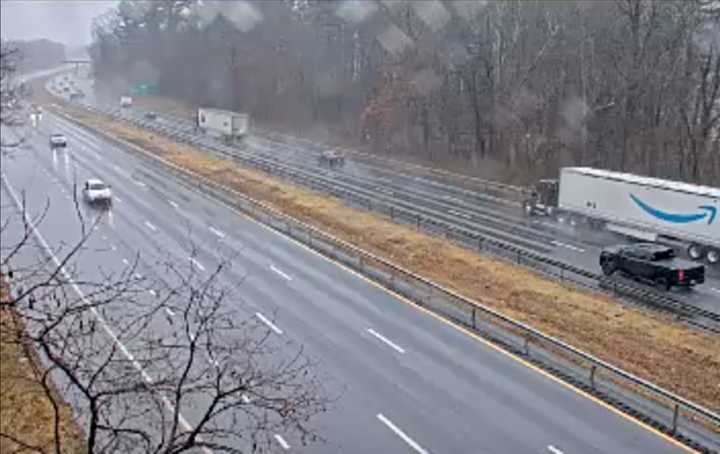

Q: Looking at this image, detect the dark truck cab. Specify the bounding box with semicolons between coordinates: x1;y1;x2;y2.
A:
523;179;559;216
599;243;705;291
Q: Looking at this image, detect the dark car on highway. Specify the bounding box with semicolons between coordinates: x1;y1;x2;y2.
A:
319;149;345;167
49;133;67;148
599;243;705;291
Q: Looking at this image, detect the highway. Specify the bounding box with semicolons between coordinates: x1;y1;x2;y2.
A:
50;72;720;318
0;107;702;453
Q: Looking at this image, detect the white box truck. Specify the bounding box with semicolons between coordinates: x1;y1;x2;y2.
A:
120;96;133;108
524;167;720;264
197;108;249;140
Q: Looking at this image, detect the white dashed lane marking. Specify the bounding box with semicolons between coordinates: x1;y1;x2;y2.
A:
367;328;405;354
270;265;292;281
255;312;283;335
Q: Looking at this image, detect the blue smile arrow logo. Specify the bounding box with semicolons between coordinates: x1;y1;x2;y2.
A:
630;194;717;225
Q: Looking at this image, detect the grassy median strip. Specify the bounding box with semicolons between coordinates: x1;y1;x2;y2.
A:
54;103;720;413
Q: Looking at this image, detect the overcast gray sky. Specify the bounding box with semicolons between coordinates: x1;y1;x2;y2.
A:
1;0;117;47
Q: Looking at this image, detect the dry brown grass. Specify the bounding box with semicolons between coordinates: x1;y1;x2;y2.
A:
0;280;85;453
57;104;720;413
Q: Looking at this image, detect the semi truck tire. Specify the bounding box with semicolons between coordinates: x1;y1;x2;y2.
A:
687;243;704;260
522;201;533;216
707;248;719;265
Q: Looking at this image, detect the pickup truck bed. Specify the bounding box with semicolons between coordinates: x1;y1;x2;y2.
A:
600;243;705;290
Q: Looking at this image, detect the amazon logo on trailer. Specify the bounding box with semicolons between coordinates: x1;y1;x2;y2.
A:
630;194;717;225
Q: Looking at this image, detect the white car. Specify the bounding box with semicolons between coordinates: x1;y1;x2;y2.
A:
49;133;67;148
83;179;112;204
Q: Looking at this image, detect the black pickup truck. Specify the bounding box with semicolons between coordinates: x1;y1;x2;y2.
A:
599;243;705;291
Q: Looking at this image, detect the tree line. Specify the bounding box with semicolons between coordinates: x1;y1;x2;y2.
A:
6;38;66;73
89;0;720;186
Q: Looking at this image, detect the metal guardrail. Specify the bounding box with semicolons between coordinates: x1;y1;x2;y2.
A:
76;103;720;333
50;105;720;451
252;125;530;205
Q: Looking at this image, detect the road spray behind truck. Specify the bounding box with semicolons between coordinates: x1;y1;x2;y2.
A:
524;167;719;264
197;108;249;142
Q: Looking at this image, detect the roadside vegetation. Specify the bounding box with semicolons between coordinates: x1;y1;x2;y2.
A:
89;0;720;186
53;100;720;412
0;280;86;453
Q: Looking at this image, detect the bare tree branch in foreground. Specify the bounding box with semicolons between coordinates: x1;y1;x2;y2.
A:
1;40;29;150
1;195;330;453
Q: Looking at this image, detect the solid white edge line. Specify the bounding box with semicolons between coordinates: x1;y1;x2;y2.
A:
269;264;292;281
367;328;405;354
255;312;283;335
376;414;428;454
1;173;209;450
274;434;290;450
144;220;158;232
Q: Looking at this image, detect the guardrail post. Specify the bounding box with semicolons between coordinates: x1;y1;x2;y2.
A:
308;231;312;247
590;365;596;390
671;404;679;435
390;206;394;220
523;336;529;356
477;238;484;251
471;307;476;330
416;215;421;230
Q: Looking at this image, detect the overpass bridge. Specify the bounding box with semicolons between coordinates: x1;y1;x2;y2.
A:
62;59;91;72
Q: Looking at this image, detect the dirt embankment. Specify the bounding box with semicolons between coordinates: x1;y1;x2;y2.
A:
0;279;85;453
52;102;720;413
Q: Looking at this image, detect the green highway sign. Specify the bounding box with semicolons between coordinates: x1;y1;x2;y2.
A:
128;83;159;96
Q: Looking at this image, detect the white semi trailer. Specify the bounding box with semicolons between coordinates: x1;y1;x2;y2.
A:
197;108;249;140
524;167;720;264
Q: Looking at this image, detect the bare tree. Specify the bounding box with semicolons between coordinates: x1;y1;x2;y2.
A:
0;40;28;148
0;192;329;453
87;0;720;185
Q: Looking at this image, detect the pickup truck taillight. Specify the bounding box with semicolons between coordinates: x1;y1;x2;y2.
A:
678;269;685;282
